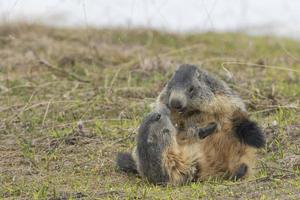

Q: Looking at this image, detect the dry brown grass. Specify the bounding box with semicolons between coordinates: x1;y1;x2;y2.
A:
0;23;299;199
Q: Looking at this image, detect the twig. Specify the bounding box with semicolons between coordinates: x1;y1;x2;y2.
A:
110;68;122;88
23;100;82;111
222;61;300;73
6;90;36;123
42;100;51;127
39;59;90;83
262;166;300;175
36;117;131;131
277;40;300;61
95;190;124;197
162;43;205;57
229;84;269;100
251;104;299;114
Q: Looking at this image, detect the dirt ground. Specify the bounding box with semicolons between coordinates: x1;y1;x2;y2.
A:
0;23;299;199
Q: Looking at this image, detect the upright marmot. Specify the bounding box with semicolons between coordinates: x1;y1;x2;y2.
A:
156;64;265;179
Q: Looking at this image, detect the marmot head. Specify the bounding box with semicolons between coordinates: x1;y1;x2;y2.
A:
162;64;219;114
138;112;176;148
137;111;177;184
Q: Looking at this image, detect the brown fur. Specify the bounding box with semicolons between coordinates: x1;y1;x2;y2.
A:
163;94;257;180
129;93;257;183
161;147;196;185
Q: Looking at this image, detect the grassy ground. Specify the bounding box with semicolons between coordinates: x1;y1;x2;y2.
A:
0;23;299;200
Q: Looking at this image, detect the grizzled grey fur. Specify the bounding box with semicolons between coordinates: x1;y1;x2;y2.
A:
156;64;245;113
135;112;175;184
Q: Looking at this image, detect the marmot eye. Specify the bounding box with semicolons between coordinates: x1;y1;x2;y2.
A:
155;113;161;121
162;128;170;134
188;86;195;93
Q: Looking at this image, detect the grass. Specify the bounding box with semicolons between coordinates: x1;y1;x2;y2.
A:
0;23;299;199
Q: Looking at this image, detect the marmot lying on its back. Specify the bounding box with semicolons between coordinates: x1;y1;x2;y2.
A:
156;64;265;179
116;111;217;185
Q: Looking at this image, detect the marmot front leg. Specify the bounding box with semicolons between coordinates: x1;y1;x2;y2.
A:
197;122;217;139
185;122;217;140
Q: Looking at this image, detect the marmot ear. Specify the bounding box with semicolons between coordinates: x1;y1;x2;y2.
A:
195;70;201;80
158;86;170;104
157;103;171;116
198;70;217;93
175;65;181;71
147;135;154;143
147;133;158;144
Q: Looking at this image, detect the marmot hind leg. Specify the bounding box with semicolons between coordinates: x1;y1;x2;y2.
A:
116;152;138;174
227;145;256;180
225;111;264;180
162;148;200;185
231;163;248;180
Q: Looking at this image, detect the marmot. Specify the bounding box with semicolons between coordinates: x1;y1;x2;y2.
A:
155;64;265;179
116;111;217;185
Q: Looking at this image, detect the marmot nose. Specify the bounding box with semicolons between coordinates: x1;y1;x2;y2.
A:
170;99;183;110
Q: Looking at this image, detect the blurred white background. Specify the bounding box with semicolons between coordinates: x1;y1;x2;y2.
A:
1;0;300;39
